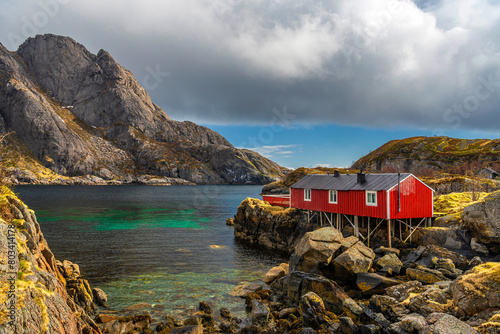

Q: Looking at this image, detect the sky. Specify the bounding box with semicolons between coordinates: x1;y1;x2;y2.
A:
1;0;500;168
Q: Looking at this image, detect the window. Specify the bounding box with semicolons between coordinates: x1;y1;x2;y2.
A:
366;191;377;206
304;189;311;201
329;190;337;204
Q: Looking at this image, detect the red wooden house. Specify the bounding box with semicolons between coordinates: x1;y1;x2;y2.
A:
263;172;434;246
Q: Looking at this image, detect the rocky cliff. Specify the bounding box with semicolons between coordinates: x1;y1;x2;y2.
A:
233;198;319;254
0;34;285;185
0;186;100;334
352;136;500;176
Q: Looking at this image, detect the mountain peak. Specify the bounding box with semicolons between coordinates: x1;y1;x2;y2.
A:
0;34;285;184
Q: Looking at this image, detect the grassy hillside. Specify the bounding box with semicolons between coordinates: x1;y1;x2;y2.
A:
352;136;500;176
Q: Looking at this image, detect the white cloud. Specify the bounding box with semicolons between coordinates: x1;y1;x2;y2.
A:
1;0;500;133
240;144;301;158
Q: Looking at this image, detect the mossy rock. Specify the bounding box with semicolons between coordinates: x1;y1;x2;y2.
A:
451;262;500;318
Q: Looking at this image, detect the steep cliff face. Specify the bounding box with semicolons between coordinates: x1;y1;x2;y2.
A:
0;34;284;184
352;136;500;176
0;187;99;334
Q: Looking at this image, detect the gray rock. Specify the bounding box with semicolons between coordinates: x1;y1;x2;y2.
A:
339;316;359;334
229;284;263;298
356;273;400;294
262;264;288;284
385;280;426;302
250;299;270;326
376;253;403;275
1;34;285;185
400;313;427;333
92;288;108;307
462;191;500;254
289;227;343;275
470;237;490;255
421;313;479;334
451;262;500;318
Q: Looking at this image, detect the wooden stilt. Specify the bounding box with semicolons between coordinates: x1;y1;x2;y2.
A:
354;216;359;237
336;213;340;229
399;220;402;241
367;217;371;248
320;212;323;226
388;219;392;248
410;219;412;242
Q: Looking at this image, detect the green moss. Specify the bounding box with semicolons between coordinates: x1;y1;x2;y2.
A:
433;192;489;216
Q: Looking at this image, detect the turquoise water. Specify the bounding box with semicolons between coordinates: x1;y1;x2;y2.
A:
15;185;286;318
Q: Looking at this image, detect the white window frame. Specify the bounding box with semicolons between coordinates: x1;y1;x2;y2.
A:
304;189;311;201
329;190;337;204
366;190;377;206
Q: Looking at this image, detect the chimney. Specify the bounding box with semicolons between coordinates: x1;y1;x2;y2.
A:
333;170;340;177
357;172;366;184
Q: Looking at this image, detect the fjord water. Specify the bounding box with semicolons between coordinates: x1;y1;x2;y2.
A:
16;185;285;316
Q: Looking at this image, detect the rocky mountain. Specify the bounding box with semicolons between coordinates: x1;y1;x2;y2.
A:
352;136;500;176
0;34;285;184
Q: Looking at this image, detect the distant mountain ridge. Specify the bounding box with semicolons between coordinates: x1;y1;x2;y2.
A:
352;136;500;175
0;34;285;184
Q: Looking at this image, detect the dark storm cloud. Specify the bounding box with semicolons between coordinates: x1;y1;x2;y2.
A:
1;0;500;133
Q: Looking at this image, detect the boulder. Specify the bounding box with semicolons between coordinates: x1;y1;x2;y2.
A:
199;301;212;314
431;257;463;279
451;262;500;318
369;295;409;322
462;191;500;254
400;313;427;333
406;265;447;284
404;244;469;270
229;284;263;298
385;280;426;302
421;313;479;334
282;271;357;316
407;288;451;317
377;246;400;257
300;292;329;329
471;238;490;256
332;241;375;284
92;288;108;307
262;263;289;284
376;253;403;275
289;228;375;285
289;227;343;274
251;299;270;326
412;227;471;250
356;273;400;295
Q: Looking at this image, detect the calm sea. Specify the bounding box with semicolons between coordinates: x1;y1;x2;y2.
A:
15;185;286;317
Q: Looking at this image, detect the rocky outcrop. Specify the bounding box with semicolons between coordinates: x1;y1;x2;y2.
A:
0;187;99;334
451;262;500;319
233;198;319;254
289;227;376;285
462;191;500;254
0;34;285;184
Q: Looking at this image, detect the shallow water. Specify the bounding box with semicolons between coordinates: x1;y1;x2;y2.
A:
15;185;286;317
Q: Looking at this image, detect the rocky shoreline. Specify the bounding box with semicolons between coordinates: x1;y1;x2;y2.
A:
6;168;195;186
2;187;500;334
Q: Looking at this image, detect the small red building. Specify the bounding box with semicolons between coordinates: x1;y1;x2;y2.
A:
290;172;433;220
263;172;434;247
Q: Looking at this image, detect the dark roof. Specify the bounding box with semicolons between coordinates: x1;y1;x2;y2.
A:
479;167;500;175
290;173;414;191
